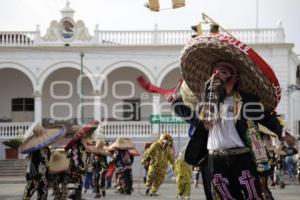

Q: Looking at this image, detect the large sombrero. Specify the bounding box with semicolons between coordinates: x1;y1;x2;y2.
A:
84;139;112;156
64;120;99;150
48;149;70;173
180;80;198;108
180;32;281;111
20;125;66;154
107;138;135;151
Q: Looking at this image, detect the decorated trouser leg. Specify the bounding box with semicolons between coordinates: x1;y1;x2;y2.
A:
201;160;213;200
54;175;68;200
123;169;132;194
209;152;263;200
100;170;107;196
94;171;101;197
23;179;38;200
69;174;83;200
118;171;126;193
36;175;48;200
259;175;274;200
61;175;68;200
53;176;60;200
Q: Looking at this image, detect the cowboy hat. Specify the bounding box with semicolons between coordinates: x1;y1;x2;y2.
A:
65;120;99;150
48;149;70;173
180;33;281;111
20;125;66;154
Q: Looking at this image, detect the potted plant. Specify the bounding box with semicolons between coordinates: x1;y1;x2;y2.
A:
2;138;22;159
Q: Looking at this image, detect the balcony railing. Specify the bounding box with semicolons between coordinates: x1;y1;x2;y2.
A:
0;31;36;46
0;122;32;139
0;28;285;46
0;121;189;139
101;121;153;138
96;28;285;45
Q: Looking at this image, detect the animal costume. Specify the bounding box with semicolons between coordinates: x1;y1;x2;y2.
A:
174;154;192;199
141;133;174;196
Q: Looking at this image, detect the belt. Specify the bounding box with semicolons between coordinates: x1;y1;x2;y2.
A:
208;147;251;156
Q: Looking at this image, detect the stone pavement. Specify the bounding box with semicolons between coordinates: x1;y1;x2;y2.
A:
0;179;300;200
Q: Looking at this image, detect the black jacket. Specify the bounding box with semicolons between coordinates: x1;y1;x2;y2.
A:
172;92;283;166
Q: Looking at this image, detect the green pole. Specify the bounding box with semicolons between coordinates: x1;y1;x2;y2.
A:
80;52;84;124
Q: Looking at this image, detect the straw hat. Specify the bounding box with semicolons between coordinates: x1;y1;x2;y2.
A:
128;148;140;156
180;81;198;108
274;145;286;156
48;149;70;173
84;139;112;156
107;138;135;151
20;125;66;154
65;120;99;150
180;33;281;112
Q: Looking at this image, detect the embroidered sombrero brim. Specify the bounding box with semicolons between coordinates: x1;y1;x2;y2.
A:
20;126;66;154
107;138;135;151
180;33;281;111
48;149;70;173
65;120;99;150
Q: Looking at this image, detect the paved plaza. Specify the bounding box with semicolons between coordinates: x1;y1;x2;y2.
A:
0;180;299;200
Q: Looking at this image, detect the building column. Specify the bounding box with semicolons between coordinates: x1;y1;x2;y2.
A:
33;91;42;124
93;92;102;122
152;94;161;136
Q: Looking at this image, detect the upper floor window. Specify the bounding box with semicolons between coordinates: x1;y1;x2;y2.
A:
12;98;34;112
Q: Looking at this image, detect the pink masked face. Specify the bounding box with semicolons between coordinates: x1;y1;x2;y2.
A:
213;62;239;95
213;62;238;83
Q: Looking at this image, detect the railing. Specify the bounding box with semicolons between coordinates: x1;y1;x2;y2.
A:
0;28;285;46
0;121;190;139
0;31;36;46
101;121;153;138
159;123;190;137
96;28;285;45
0;122;32;139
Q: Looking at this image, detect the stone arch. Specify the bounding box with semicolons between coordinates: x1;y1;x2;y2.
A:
0;62;37;91
98;61;156;89
156;61;180;86
38;61;96;91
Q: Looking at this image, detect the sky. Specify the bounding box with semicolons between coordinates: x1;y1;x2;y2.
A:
0;0;299;54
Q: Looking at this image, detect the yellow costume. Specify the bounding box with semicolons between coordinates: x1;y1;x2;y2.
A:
141;133;174;195
174;154;192;199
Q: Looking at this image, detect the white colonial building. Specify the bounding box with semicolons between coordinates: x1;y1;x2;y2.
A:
0;2;299;163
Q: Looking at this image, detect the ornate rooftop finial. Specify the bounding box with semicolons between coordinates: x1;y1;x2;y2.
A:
61;0;75;19
276;20;283;28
